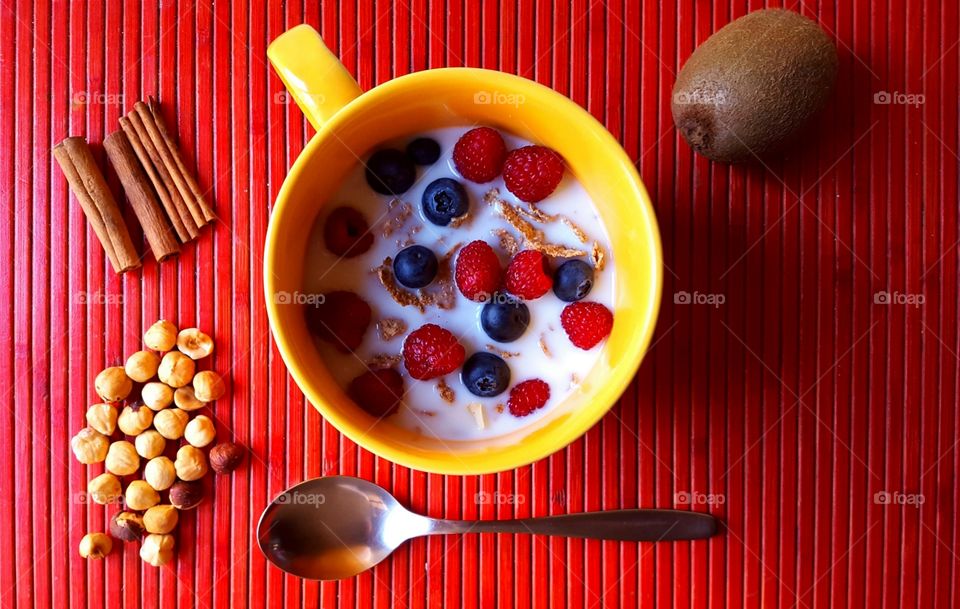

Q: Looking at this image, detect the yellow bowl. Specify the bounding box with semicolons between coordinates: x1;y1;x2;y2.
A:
265;25;662;475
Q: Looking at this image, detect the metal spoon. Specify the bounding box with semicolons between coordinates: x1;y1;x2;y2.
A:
257;476;718;580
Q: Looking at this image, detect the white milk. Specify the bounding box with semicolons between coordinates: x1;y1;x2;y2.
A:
302;127;615;440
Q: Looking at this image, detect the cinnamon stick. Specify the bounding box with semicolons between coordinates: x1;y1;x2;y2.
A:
132;102;206;228
147;97;216;223
118;116;193;242
53;137;141;273
103;130;180;261
124;111;199;240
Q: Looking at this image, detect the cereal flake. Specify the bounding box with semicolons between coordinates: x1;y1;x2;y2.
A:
377;318;407;341
437;379;456;404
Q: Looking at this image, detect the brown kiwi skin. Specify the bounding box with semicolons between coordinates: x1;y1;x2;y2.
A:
671;9;838;164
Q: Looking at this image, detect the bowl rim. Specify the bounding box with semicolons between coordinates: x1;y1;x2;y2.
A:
264;67;663;475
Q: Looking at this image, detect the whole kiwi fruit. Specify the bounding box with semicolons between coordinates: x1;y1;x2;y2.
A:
671;9;838;163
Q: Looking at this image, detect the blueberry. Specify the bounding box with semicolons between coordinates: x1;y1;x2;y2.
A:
365;148;416;195
406;137;441;165
421;178;469;226
553;260;594;302
393;245;439;288
480;294;530;342
461;352;511;397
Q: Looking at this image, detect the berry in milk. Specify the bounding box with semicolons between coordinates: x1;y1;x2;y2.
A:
301;126;615;440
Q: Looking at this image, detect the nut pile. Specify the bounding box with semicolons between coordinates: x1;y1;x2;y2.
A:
72;320;244;566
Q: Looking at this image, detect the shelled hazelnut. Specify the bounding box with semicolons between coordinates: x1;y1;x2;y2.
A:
209;442;244;475
71;427;109;464
125;480;160;511
173;387;206;411
144;456;177;491
177;328;214;360
68;319;237;568
118;403;154;436
174;445;208;481
142;382;174;411
184;415;216;448
79;532;112;559
87;473;122;505
154;408;188;440
169;480;204;510
140;533;175;567
143;505;179;535
110;511;145;542
144;320;178;352
85;403;117;436
135;430;166;459
104;440;139;476
193;370;225;402
158;351;195;388
94;366;132;402
125;350;160;383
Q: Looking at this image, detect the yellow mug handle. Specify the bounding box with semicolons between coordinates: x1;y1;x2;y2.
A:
267;25;362;131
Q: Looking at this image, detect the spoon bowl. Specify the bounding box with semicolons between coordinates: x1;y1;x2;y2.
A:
258;477;427;579
259;476;719;580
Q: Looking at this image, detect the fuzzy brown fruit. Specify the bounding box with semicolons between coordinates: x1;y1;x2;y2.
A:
671;9;838;163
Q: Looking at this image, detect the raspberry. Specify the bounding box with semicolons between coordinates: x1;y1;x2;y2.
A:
323;206;374;257
502;145;565;202
453;127;507;183
560;301;614;350
507;379;551;417
348;368;405;418
402;324;466;380
304;291;371;352
505;250;553;300
455;240;502;302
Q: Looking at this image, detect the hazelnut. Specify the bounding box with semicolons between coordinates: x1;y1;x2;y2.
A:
142;382;174;411
144;456;177;491
109;511;145;542
85;403;117;436
177;328;214;360
154;408;188;440
184;415;216;448
158;351;195;388
78;532;112;559
209;442;244;475
71;427;109;464
144;319;178;352
140;533;175;567
193;370;225;402
174;445;208;481
87;472;122;505
94;366;132;402
174;386;207;411
143;505;179;534
104;440;139;476
125;480;160;511
118;403;154;436
135;430;166;459
125;350;161;383
169;480;204;510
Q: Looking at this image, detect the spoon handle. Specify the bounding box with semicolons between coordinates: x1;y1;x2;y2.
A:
429;509;718;542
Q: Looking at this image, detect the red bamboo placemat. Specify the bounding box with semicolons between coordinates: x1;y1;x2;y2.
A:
1;1;958;607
